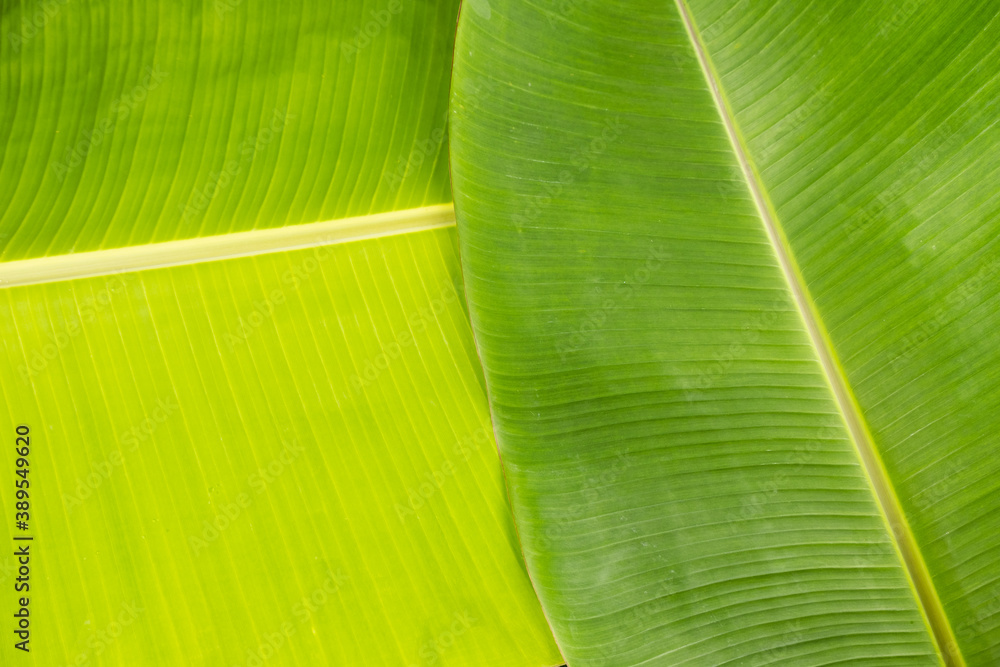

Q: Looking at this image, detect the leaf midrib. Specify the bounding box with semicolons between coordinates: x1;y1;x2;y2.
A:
0;205;456;288
673;1;963;664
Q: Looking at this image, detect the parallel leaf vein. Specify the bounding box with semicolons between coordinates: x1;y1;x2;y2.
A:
673;1;964;664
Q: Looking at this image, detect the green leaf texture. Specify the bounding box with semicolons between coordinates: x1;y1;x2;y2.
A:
1;0;566;663
0;0;456;259
0;227;562;666
692;2;1000;662
451;0;1000;664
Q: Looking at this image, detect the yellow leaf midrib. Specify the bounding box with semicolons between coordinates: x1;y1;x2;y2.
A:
673;1;963;664
0;204;456;289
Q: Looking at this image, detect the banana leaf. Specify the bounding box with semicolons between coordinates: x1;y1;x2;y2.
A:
0;0;562;665
450;0;1000;665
